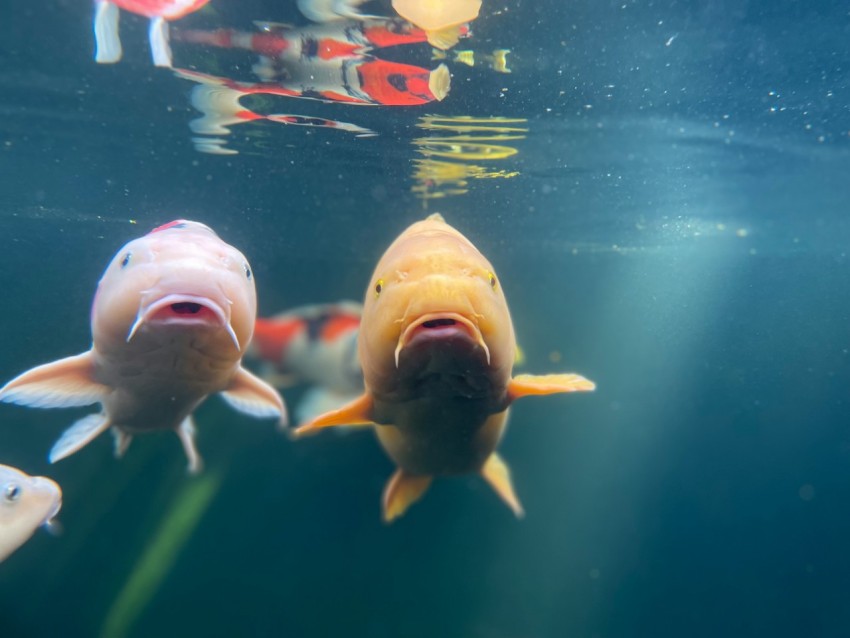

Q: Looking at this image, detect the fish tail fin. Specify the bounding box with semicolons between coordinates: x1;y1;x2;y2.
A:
481;452;524;518
49;413;112;464
382;469;432;523
149;16;173;67
491;49;511;73
507;373;596;401
0;351;107;408
431;48;447;61
293;393;374;437
454;50;475;67
177;416;203;474
94;0;122;63
111;427;133;458
182;78;254;136
220;366;288;428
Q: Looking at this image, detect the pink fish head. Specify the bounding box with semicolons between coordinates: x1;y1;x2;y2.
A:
92;220;257;353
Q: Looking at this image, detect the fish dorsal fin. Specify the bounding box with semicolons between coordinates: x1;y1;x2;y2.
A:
382;469;432;523
480;452;524;518
49;413;112;464
294;393;375;437
507;373;596;401
94;0;122;63
220;366;288;427
176;416;203;475
0;352;107;409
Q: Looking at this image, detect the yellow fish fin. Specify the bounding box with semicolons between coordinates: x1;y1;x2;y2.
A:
382;469;432;523
426;26;464;50
481;452;524;518
507;373;596;400
294;393;375;437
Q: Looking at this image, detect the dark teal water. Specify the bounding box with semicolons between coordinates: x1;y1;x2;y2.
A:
1;1;849;637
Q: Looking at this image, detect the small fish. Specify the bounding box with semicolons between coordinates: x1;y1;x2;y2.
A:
296;214;595;521
432;48;512;73
250;302;364;423
93;0;211;67
0;221;286;473
0;464;62;563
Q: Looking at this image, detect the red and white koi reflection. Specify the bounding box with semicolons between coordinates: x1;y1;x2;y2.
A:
172;19;461;154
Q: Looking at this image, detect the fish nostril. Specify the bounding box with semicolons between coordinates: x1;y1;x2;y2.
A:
171;302;203;315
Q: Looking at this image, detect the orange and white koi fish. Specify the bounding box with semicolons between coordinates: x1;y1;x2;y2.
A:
392;0;481;49
0;221;286;473
0;464;61;563
93;0;210;67
250;302;363;423
296;214;595;521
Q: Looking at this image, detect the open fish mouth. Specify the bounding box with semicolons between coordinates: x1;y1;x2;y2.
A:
127;293;240;350
395;312;489;368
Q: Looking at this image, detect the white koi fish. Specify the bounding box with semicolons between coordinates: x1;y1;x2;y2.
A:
0;464;62;563
0;220;287;473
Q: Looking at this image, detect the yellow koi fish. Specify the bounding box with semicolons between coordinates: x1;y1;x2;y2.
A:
297;214;594;521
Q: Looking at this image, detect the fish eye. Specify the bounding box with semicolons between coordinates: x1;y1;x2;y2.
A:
488;272;497;289
243;263;252;280
374;279;384;296
120;252;132;268
3;483;20;502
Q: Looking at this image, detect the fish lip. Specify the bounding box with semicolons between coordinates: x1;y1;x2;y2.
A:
395;312;490;367
31;477;62;524
127;292;240;351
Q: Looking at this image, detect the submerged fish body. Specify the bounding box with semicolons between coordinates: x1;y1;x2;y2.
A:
0;220;286;473
93;0;211;67
250;302;364;423
0;464;61;563
297;214;595;521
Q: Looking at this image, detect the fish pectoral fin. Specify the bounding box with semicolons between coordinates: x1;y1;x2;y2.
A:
111;427;133;459
426;26;464;51
221;366;288;428
382;469;433;523
481;453;524;518
94;0;122;63
177;416;203;475
507;373;596;401
49;413;112;464
0;351;108;409
293;393;375;437
148;16;173;67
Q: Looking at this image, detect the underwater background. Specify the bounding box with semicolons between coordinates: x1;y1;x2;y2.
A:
1;0;849;636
